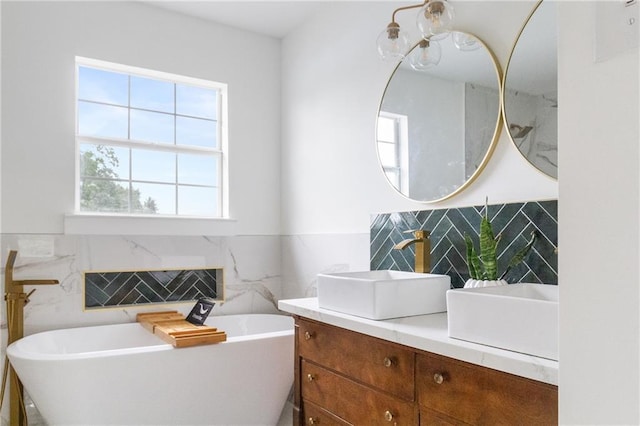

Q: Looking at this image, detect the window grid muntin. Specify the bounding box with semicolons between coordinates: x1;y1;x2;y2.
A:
79;138;221;215
77;99;219;132
76;58;225;217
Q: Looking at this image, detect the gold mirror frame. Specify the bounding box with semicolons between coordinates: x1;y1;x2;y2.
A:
376;32;503;203
502;0;558;179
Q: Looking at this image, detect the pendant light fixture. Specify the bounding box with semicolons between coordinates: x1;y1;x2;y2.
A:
376;22;411;61
408;39;442;70
452;31;481;51
377;0;455;61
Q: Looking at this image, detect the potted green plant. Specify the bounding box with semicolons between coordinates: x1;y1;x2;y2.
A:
464;204;537;288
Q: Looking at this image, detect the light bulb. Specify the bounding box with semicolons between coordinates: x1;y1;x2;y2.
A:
377;22;411;61
417;0;454;41
409;39;442;71
452;31;481;51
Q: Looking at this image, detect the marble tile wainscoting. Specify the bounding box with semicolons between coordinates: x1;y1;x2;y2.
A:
371;200;558;288
280;233;371;300
0;234;282;336
0;232;371;350
0;232;369;426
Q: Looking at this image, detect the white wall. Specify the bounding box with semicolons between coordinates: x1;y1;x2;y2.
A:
1;5;285;422
1;1;281;235
281;1;557;235
558;2;639;424
281;1;638;424
0;0;3;252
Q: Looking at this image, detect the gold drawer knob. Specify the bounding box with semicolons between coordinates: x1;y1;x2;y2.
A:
304;331;315;340
383;357;394;368
307;373;316;382
308;417;318;425
433;372;445;385
384;410;394;422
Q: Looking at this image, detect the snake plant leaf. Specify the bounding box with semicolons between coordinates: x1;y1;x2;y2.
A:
499;231;538;280
479;215;498;280
464;199;539;283
464;234;481;280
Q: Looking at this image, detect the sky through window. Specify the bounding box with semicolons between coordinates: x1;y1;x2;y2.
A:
76;59;224;217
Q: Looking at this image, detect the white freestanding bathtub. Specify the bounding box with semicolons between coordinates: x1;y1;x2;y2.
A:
7;314;294;426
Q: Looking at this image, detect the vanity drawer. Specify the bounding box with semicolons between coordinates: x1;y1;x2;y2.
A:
298;319;414;400
302;360;416;425
303;400;351;426
416;353;557;425
419;408;464;426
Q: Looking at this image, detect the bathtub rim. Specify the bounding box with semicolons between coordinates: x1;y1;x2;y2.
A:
7;313;294;361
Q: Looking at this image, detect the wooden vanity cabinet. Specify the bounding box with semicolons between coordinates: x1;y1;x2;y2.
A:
416;352;558;425
293;317;557;426
303;400;351;426
296;318;416;425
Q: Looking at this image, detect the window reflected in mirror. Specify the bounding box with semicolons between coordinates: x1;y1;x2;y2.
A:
377;112;408;191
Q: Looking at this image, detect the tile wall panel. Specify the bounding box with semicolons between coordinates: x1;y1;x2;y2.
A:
85;268;222;309
371;200;558;288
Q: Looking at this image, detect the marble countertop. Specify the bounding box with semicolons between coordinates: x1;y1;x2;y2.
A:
278;297;558;386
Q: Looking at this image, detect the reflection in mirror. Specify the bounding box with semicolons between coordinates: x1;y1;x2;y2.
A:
503;1;557;179
377;32;501;202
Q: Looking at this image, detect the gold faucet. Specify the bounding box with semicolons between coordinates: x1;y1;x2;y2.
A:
3;250;59;426
394;229;431;273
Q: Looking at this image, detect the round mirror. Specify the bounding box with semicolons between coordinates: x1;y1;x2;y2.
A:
376;32;502;202
503;1;557;179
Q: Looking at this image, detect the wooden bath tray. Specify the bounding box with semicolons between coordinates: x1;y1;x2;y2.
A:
137;311;227;348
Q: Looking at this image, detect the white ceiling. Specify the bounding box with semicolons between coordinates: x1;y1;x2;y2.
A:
143;1;335;39
143;1;556;93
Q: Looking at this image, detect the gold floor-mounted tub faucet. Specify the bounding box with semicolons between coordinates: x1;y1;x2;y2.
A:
394;229;431;273
3;250;59;426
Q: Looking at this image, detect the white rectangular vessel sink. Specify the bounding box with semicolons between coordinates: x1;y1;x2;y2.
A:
447;283;558;360
317;270;451;320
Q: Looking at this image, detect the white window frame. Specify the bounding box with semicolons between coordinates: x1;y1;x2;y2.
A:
66;57;234;236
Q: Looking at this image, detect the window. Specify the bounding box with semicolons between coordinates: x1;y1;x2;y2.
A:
75;57;227;218
376;112;408;191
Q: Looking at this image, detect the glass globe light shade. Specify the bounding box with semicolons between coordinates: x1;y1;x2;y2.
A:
416;0;455;41
452;31;481;51
409;39;442;71
376;23;411;61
